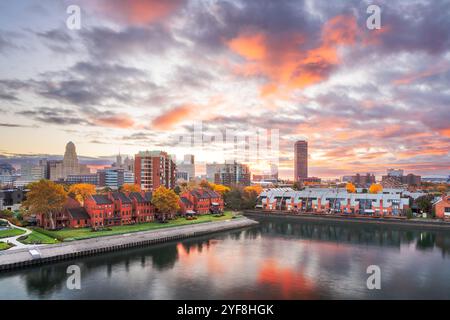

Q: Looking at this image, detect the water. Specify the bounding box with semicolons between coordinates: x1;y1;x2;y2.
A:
1;216;450;300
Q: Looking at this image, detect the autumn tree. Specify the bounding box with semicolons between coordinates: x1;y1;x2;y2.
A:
242;185;263;209
346;182;356;193
199;180;212;189
68;183;96;205
22;179;67;230
369;183;383;194
120;183;141;193
152;186;180;222
210;183;231;195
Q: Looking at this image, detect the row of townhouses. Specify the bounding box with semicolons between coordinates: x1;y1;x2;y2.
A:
257;188;410;216
36;188;225;229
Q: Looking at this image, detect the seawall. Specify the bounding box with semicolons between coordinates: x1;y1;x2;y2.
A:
244;210;450;230
0;217;258;272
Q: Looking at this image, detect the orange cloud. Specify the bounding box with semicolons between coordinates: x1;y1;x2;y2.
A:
95;114;134;128
87;0;184;25
152;104;194;130
227;15;360;96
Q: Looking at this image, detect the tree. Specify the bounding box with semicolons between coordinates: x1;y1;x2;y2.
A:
199;180;211;189
68;183;96;205
152;186;180;222
210;183;231;195
224;188;243;210
415;194;435;216
22;179;67;230
173;185;181;195
369;184;383;194
292;181;303;190
120;183;141;193
242;186;263;209
346;182;356;193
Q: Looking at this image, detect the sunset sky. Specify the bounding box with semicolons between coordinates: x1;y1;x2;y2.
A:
0;0;449;178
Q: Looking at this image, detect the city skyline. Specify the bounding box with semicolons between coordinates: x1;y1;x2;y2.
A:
1;0;449;179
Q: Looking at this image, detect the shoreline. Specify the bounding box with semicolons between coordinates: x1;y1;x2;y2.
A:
244;210;450;230
0;217;258;272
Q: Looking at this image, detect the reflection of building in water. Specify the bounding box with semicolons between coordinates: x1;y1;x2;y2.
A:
255;218;448;250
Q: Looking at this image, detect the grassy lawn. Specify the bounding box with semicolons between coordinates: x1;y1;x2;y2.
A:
18;231;59;245
0;228;25;239
45;211;237;241
0;242;14;250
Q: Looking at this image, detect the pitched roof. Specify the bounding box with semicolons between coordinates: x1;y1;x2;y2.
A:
91;194;113;205
128;192;146;203
67;207;90;220
143;192;152;202
111;192;132;204
180;197;193;206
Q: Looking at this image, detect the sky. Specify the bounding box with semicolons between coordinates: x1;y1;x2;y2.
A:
0;0;449;179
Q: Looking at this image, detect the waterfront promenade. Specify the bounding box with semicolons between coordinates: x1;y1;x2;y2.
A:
0;217;258;271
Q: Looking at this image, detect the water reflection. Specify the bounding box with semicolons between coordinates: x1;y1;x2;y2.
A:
1;217;450;299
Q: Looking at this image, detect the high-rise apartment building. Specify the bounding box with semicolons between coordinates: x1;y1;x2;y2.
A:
214;161;251;186
294;140;308;182
134;151;176;191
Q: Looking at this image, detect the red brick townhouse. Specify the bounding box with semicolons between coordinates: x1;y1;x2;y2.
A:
128;191;155;223
433;195;450;220
180;188;224;215
37;191;156;229
37;197;90;229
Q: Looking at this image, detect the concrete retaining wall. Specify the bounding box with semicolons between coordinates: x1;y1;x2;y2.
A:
0;217;258;272
244;210;450;230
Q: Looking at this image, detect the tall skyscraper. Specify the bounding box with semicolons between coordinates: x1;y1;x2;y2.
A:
294;140;308;182
47;142;90;181
134;151;176;191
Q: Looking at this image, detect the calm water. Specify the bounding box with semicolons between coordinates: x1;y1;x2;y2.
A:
1;217;450;300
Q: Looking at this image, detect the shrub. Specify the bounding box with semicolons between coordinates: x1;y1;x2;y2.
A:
406;209;414;219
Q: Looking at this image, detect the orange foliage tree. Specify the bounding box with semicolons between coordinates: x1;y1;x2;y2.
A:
121;183;141;193
369;183;383;194
68;183;96;205
346;182;356;193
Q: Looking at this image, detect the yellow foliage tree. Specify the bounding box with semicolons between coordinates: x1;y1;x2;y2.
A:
22;179;67;229
346;182;356;193
369;183;383;194
68;183;96;205
152;186;180;221
121;183;141;193
244;185;263;195
210;183;231;195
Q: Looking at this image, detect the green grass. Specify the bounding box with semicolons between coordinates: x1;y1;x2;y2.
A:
18;231;59;245
0;228;25;239
0;242;13;250
44;211;236;241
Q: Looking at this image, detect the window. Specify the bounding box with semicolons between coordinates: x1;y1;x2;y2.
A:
445;207;450;213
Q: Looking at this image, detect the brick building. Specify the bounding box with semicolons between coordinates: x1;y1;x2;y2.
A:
37;191;155;229
180;188;224;215
134;151;176;191
433;195;450;220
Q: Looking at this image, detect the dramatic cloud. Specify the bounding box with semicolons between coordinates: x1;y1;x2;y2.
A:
0;0;449;177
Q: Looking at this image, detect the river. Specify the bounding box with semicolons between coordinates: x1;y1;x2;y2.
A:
1;216;449;299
